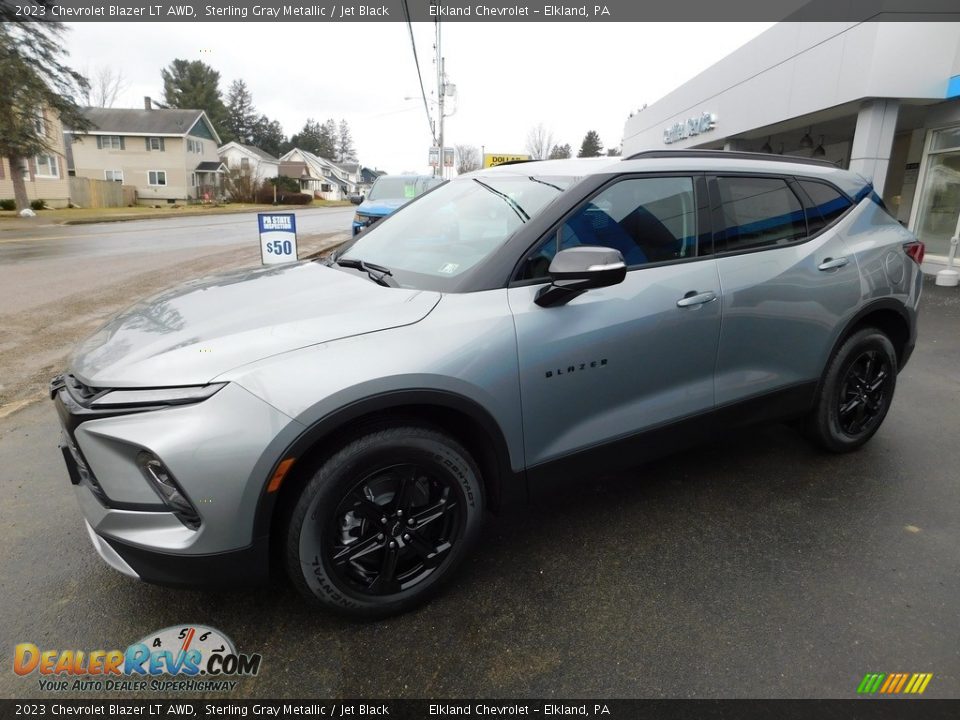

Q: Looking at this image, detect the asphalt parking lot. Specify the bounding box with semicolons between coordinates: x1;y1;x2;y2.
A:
1;277;958;700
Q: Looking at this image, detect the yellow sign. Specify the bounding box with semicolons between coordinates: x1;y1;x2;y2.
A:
483;153;531;168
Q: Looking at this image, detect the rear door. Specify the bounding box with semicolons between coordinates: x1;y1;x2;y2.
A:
508;174;722;471
709;174;860;409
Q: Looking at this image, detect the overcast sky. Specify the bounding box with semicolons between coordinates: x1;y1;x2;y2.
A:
63;22;772;173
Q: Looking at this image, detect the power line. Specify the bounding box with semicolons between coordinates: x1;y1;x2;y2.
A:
400;0;436;145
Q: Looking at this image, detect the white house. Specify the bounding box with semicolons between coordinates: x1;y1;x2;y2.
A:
279;148;358;201
217;142;279;183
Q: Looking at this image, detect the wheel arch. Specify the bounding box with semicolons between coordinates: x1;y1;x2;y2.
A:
252;389;525;559
825;299;914;377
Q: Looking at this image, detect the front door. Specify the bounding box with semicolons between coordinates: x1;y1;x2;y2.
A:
507;174;721;474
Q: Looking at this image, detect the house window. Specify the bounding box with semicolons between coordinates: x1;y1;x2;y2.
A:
147;137;164;151
105;170;123;183
101;136;123;150
321;183;331;193
34;154;59;178
190;173;197;187
148;170;167;186
34;115;46;136
187;139;203;154
240;157;249;169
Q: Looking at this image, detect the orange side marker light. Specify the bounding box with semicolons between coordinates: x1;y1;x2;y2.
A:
267;458;296;493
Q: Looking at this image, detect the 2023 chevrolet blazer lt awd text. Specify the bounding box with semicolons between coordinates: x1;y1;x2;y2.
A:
52;151;923;617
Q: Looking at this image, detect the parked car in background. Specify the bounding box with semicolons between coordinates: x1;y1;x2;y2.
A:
351;174;444;235
52;150;922;619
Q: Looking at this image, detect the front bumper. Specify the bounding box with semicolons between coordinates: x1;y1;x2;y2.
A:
352;214;386;235
85;521;270;588
53;379;303;587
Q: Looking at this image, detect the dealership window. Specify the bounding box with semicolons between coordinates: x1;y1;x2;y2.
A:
104;170;123;183
714;176;806;252
34;154;59;178
519;176;698;279
148;170;167;186
798;180;852;234
915;126;960;257
146;137;165;151
99;135;124;150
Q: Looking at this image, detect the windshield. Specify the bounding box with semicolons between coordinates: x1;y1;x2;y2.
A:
367;176;442;202
341;175;573;289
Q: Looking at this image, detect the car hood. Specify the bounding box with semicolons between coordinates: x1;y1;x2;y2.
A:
70;261;441;388
358;198;410;217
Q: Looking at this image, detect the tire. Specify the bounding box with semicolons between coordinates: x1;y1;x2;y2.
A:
285;425;484;618
806;327;898;453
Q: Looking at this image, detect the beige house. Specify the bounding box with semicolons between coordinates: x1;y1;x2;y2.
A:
68;99;224;205
0;108;71;208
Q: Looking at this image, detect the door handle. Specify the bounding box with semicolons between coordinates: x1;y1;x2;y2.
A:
818;256;849;271
676;291;717;308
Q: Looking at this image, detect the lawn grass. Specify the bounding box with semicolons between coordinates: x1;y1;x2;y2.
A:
0;199;353;225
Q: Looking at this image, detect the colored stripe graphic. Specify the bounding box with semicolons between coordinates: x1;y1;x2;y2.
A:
858;673;932;694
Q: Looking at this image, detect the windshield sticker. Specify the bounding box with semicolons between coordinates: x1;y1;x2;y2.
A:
438;263;459;274
404;184;416;198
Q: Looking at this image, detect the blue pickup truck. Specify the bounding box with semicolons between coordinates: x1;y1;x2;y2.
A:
351;174;444;235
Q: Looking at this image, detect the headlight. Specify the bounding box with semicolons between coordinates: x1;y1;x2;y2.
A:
354;213;362;223
89;383;226;408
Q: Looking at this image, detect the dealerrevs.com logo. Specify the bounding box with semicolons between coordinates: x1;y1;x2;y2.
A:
14;625;262;693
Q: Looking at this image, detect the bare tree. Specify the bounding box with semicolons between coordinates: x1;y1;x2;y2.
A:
83;65;128;108
222;162;260;203
455;144;481;174
525;123;555;160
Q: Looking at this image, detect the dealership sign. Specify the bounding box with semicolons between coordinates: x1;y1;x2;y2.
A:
663;112;718;144
258;213;298;266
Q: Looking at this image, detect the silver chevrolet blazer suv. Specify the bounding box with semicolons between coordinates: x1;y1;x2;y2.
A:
51;150;924;617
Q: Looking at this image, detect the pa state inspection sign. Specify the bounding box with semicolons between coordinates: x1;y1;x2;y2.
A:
258;213;298;265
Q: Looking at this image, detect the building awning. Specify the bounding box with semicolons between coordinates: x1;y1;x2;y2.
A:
196;161;226;172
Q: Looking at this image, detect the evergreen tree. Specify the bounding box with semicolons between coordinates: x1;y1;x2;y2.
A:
317;118;338;159
291;118;325;155
337;119;356;161
250;115;286;158
161;59;228;138
577;130;603;157
548;143;572;159
0;19;90;210
224;79;257;144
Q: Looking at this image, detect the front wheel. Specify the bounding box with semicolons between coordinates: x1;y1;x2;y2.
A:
285;425;484;618
806;327;898;453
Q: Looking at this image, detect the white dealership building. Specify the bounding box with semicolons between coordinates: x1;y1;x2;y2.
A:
622;22;960;271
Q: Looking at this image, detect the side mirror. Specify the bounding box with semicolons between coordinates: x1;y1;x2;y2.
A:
535;246;626;308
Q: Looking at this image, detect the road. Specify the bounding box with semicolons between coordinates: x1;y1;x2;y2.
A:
0;207;353;409
0;278;957;700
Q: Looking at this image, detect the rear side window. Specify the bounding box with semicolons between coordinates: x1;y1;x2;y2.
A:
714;176;806;252
797;180;853;234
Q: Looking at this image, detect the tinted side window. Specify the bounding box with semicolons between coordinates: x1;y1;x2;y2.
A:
798;179;853;234
517;176;697;280
714;176;806;252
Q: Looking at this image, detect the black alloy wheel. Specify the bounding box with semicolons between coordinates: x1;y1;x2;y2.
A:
328;463;462;596
285;425;484;618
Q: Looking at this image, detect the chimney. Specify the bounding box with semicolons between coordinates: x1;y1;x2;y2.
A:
144;96;152;111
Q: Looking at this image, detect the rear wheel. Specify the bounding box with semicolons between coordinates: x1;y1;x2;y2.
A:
285;425;484;618
807;328;897;453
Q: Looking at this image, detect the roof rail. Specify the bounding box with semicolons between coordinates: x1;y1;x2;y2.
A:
624;149;838;168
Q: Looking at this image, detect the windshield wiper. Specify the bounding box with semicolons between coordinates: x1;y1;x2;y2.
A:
472;179;530;222
335;257;397;287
